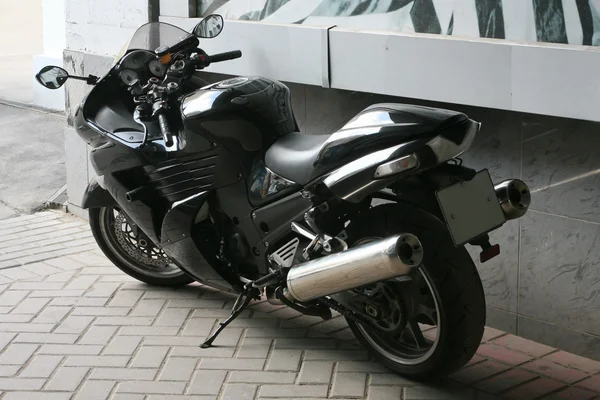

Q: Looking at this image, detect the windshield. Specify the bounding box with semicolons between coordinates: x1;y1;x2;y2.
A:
112;22;192;66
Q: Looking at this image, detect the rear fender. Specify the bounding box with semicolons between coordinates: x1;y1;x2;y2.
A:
81;178;117;209
387;164;477;220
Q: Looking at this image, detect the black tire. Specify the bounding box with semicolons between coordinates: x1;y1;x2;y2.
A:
344;202;486;379
89;207;193;287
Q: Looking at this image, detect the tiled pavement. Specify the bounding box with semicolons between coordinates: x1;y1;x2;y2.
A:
1;211;600;400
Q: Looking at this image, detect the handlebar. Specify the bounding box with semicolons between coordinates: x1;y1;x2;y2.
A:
208;50;242;64
157;112;174;147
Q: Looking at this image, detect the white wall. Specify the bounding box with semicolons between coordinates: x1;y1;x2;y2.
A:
66;0;149;56
163;16;600;123
42;0;66;57
0;0;43;56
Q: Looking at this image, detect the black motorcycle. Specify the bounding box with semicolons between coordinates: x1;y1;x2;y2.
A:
36;14;531;378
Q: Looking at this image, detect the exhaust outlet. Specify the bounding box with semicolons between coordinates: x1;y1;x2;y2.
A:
284;234;423;303
494;179;531;220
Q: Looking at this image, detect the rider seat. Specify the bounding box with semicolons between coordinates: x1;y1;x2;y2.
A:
265;103;467;185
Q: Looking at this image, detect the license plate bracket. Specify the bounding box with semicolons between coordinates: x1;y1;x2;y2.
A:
435;169;506;246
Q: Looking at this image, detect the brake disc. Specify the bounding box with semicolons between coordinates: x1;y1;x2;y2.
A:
114;212;171;267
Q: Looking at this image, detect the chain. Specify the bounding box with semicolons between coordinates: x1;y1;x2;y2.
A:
317;296;379;330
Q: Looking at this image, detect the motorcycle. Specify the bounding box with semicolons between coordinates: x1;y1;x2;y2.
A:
36;14;531;378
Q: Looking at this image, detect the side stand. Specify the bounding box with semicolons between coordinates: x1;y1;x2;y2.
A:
200;285;259;348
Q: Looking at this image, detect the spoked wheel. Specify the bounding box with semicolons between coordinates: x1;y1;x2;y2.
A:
89;206;193;287
343;203;486;379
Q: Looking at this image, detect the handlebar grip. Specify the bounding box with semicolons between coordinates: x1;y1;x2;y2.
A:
209;50;242;64
157;113;174;147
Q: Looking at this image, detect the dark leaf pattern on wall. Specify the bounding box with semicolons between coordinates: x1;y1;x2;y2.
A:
475;0;505;38
533;0;568;43
198;0;600;46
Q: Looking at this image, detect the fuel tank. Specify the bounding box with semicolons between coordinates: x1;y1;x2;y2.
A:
181;76;298;174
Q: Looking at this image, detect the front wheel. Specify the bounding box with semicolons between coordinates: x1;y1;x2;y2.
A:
343;202;486;379
89;206;193;287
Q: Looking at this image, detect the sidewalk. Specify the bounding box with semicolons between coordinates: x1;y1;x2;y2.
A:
0;104;66;217
1;211;599;400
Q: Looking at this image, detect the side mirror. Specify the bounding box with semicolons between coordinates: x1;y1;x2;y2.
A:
35;66;69;89
193;14;224;39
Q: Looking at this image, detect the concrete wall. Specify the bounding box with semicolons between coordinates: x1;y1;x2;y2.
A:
63;0;150;217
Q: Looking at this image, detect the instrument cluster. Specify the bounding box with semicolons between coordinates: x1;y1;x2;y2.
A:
115;50;168;87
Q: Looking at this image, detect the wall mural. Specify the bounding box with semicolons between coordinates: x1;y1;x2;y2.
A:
197;0;600;46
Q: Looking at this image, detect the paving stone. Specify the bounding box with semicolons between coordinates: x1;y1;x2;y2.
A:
94;316;154;326
544;351;600;374
0;343;38;365
259;384;329;398
221;383;258;400
303;349;368;361
9;297;50;314
31;306;71;324
73;380;116;400
3;392;72;400
450;360;511;385
45;367;89;391
198;358;265;370
158;357;198;381
298;361;334;384
107;290;144;307
119;326;180;336
492;334;555;357
331;372;367;398
474;368;538;394
0;290;29;306
39;344;103;355
103;336;142;356
405;384;476;399
19;355;62;378
367;386;404;400
236;338;272;359
0;378;45;390
78;325;118;345
0;322;54;332
576;375;600;392
50;297;108;306
117;382;186;394
64;356;130;367
90;368;157;381
155;307;190;327
187;370;227;395
228;371;297;384
54;316;94;334
477;343;534;365
545;386;597;399
131;299;165;317
266;349;302;371
131;346;170;368
522;359;590;384
503;377;565;400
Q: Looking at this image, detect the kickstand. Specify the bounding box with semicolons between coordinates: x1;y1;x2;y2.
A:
200;285;258;348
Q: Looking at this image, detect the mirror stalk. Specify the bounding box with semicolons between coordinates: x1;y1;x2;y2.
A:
69;74;99;85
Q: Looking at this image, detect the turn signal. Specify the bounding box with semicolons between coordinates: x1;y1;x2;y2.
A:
374;153;419;178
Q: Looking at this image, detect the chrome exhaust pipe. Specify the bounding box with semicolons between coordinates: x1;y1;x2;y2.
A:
284;234;423;303
494;179;531;220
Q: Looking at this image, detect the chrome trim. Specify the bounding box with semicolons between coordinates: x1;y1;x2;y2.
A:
291;222;317;241
494;179;531;220
284;234;423;303
374;154;419;179
323;143;408;190
171;191;208;210
427;121;480;163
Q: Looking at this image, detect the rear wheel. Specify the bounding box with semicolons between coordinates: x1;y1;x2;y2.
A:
343;202;486;379
89;206;193;287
